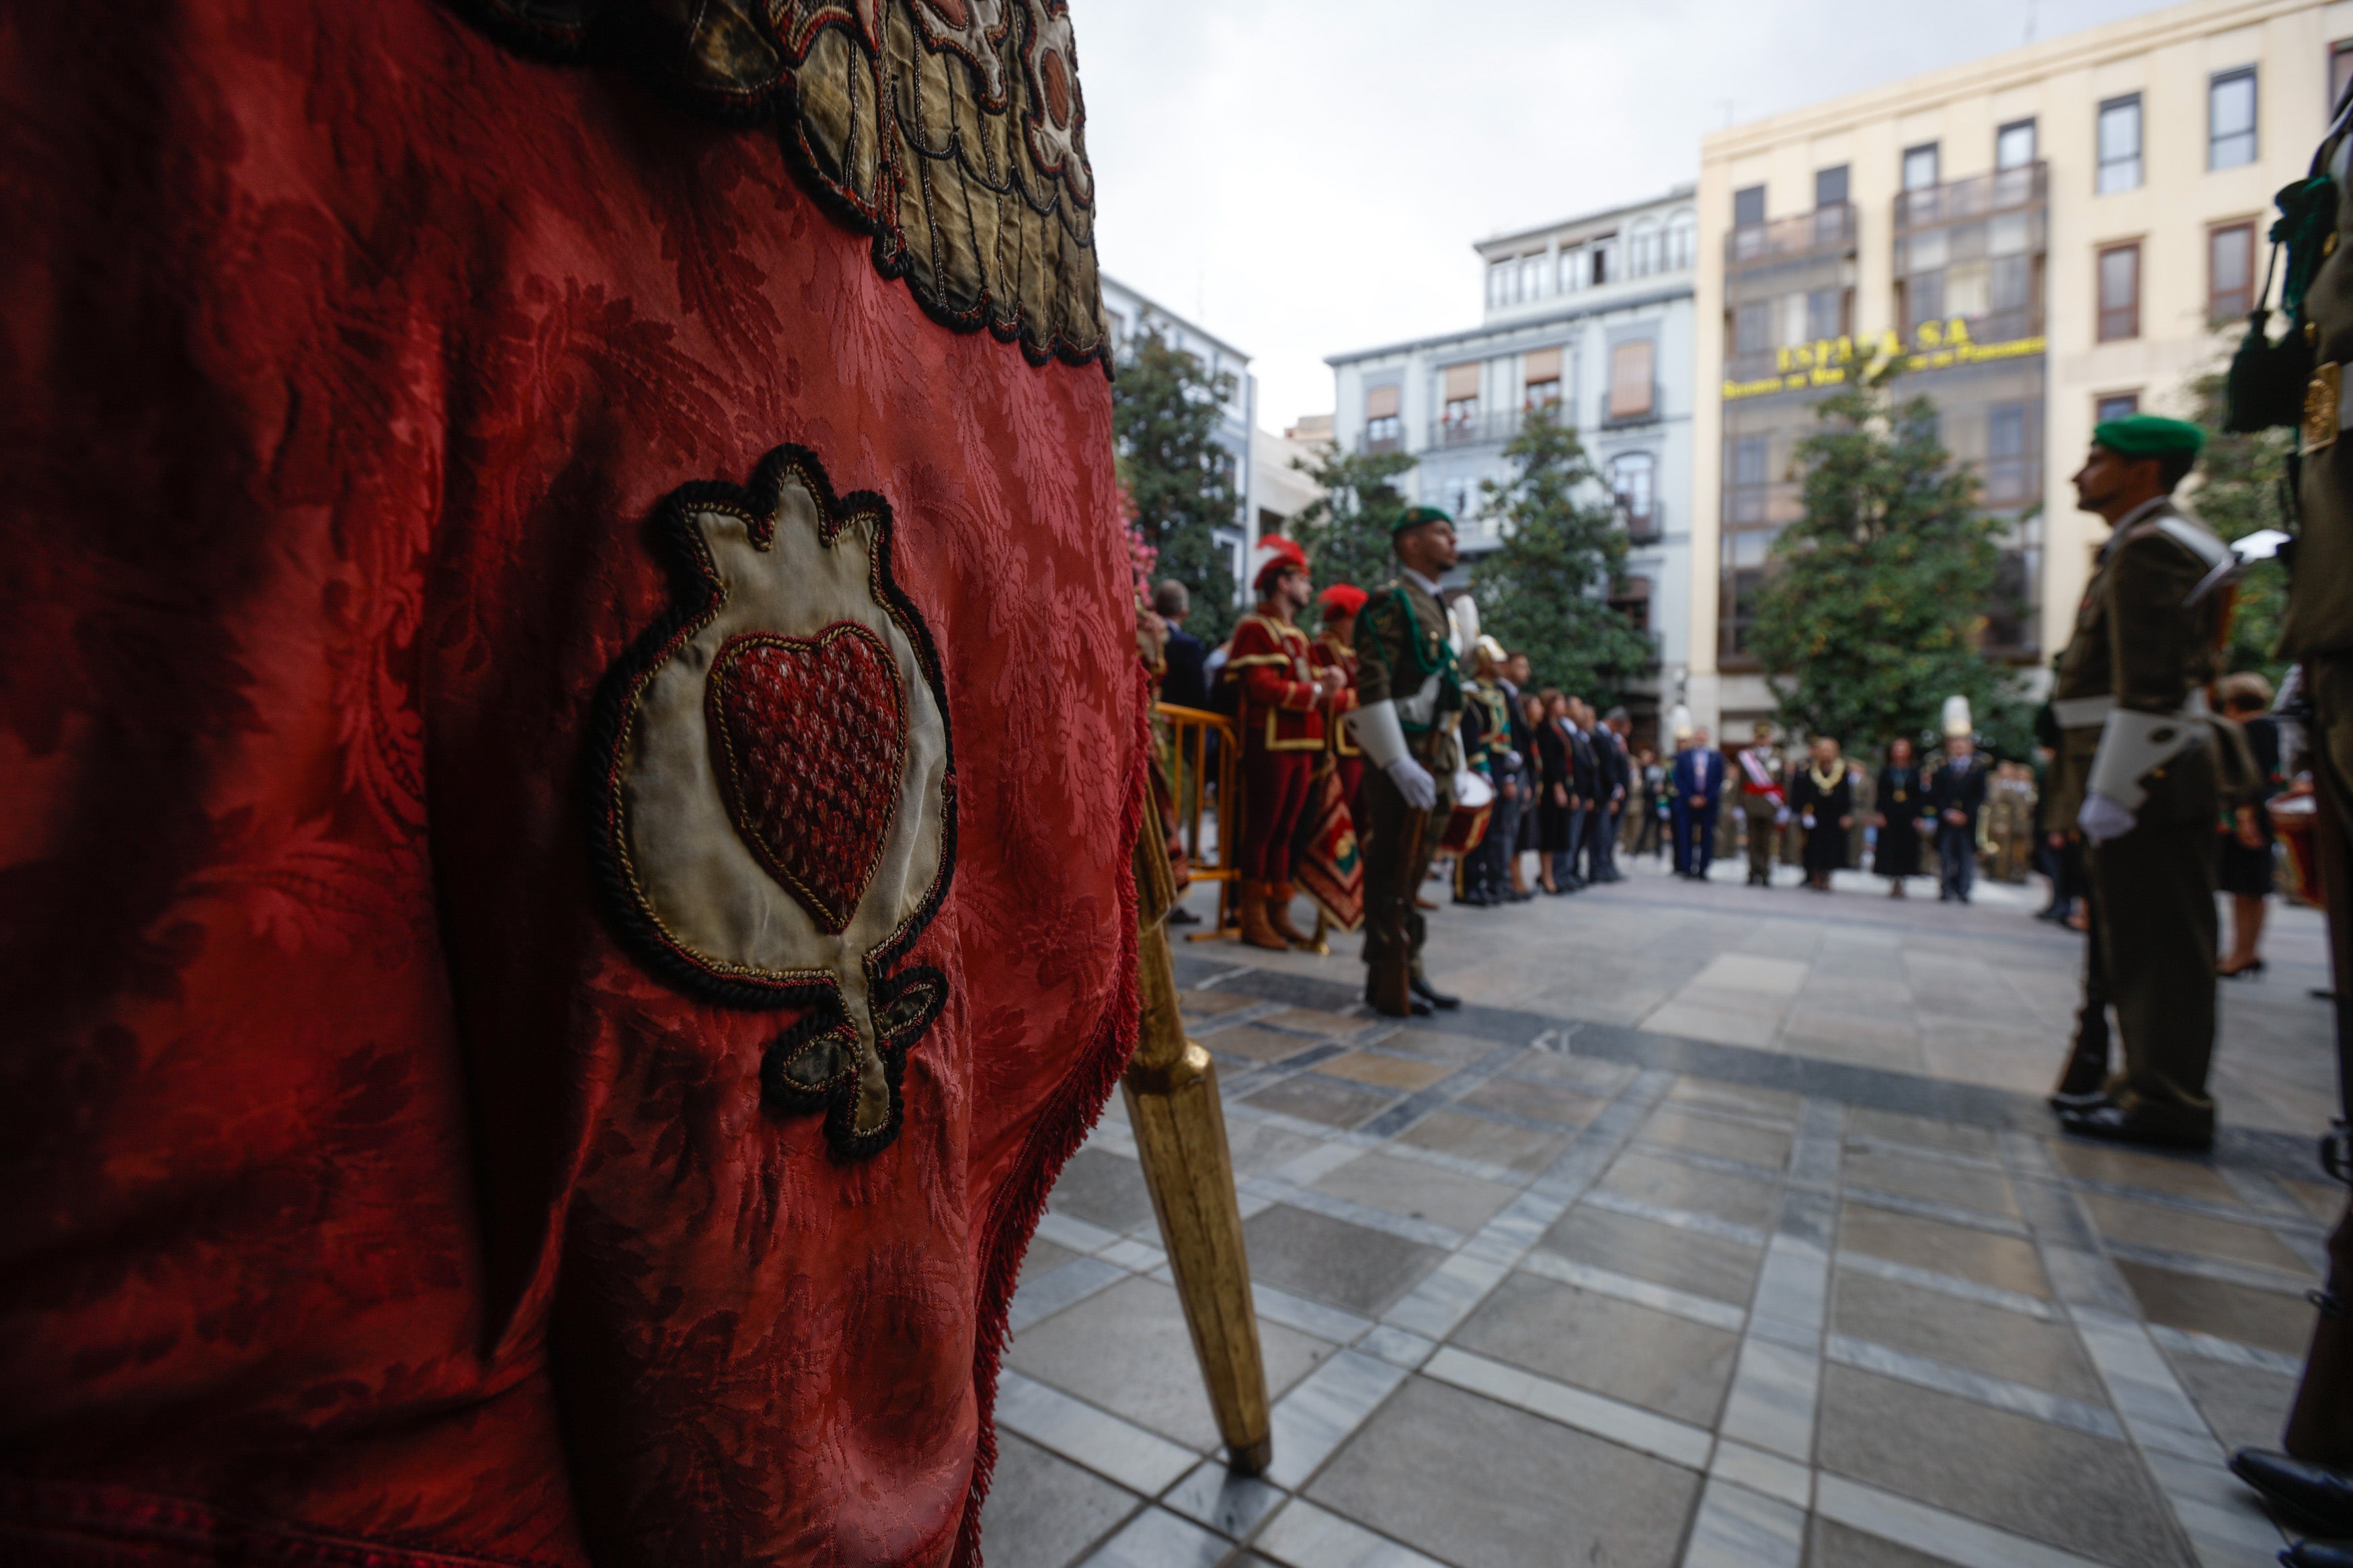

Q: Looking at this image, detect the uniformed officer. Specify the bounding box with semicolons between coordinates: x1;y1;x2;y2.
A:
2047;415;2229;1150
2232;96;2353;1522
1348;506;1466;1018
1228;537;1347;950
1735;722;1786;886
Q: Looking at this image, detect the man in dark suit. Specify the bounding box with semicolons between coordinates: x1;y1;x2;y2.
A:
1154;579;1209;712
1928;720;1989;905
1596;707;1634;883
1672;726;1724;878
1564;700;1600;892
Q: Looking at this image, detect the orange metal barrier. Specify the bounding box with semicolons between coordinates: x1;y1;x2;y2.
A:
1154;702;1240;936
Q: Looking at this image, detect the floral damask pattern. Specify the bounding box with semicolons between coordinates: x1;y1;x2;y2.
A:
450;0;1106;368
0;3;1136;1565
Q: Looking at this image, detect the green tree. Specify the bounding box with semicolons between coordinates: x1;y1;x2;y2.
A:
1288;442;1417;596
2185;367;2292;687
1113;329;1240;640
1748;374;2024;754
1469;409;1654;700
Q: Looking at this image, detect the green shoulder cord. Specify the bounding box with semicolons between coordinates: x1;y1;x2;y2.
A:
1388;586;1462;733
2225;171;2338;434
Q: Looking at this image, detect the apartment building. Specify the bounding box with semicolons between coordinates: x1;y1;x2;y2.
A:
1688;0;2350;736
1101;274;1260;598
1327;188;1702;720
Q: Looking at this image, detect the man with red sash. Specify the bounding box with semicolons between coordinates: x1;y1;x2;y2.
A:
1230;539;1347;948
1737;721;1788;886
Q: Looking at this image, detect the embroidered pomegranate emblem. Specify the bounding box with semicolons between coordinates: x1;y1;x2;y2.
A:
592;445;955;1158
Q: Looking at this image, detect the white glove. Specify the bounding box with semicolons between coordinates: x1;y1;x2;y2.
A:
2077;791;2136;843
1773;808;1791;827
1386;757;1437;811
1800;813;1816;830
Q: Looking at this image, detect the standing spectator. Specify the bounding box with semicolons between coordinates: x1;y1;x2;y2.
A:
1734;721;1788;886
1594;707;1634;883
1790;736;1857;891
1672;725;1724;878
1929;706;1989;905
2218;673;2283;978
1874;736;1927;897
1560;695;1598;891
1154;579;1209;712
1533;690;1574;894
1632;746;1669;859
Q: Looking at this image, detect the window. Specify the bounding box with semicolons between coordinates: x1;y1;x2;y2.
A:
1610;453;1657;535
1557;245;1583;293
1444;478;1476;525
2098;95;2143;194
1728;435;1770;526
1903;143;1940;192
2098;243;2140;341
1990;254;2032;316
1590;235;1616;285
1523;347;1562;411
1905;271;1946;335
1441;363;1480;431
1609;578;1652;634
2334;40;2353;112
1985;401;2037;505
1996;118;2037;170
1487;261;1511;310
1667;212;1698;270
2210;69;2258;169
1608;340;1655;420
1733;185;1766;226
1814;165;1849;209
2209;221;2257;321
1365;385;1401;450
1734;302;1770;357
2096;392;2141;422
1806;287;1846;340
1518;253;1547;302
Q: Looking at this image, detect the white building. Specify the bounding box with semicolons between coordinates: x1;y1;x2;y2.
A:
1326;188;1702;733
1101;274;1259;598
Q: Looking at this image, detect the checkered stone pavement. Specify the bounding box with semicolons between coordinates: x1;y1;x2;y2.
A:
980;860;2342;1568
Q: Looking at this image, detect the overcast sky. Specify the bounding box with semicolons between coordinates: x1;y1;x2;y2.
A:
1076;0;2185;431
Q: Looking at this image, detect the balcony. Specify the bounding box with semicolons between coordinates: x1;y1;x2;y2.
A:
1428;407;1530;450
1726;203;1855;268
1616;500;1664;546
1895;161;2045;232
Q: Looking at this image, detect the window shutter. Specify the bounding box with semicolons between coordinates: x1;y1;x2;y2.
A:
1365;385;1399;419
1443;363;1480;401
1609;341;1655;418
1523;347;1562;384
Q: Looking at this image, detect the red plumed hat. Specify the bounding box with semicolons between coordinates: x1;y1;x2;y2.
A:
1318;583;1367;618
1249;534;1309;592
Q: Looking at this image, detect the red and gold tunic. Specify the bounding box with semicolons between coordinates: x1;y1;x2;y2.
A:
1310;630;1361;759
1229;614;1326;753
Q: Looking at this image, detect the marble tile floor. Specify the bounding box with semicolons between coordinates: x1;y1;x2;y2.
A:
979;860;2345;1568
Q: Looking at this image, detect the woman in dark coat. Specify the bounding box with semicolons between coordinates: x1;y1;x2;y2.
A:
2217;674;2282;977
1532;689;1573;893
1872;735;1926;897
1788;737;1856;891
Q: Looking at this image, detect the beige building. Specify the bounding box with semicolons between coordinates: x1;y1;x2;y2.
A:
1687;0;2353;737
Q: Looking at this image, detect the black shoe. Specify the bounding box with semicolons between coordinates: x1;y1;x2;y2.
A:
2284;1539;2353;1568
2059;1102;2213;1152
1509;889;1534;903
2048;1087;2109;1115
1409;975;1461;1010
1167;906;1201;926
2231;1451;2353;1538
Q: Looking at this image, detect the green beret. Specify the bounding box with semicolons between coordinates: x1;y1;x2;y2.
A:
1394;504;1454;536
2092;414;2205;461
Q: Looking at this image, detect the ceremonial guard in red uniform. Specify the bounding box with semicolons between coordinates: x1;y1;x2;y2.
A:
1230;539;1348;949
1313;584;1369;811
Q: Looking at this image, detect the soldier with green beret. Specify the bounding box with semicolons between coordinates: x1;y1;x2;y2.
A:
1346;504;1467;1018
2046;413;2230;1149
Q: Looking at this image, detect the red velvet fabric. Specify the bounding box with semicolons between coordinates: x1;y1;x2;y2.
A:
0;5;1140;1566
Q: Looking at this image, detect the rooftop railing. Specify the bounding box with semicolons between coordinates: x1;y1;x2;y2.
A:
1726;203;1856;267
1895;162;2046;232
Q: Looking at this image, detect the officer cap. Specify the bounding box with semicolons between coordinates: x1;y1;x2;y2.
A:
2091;414;2205;461
1393;504;1453;537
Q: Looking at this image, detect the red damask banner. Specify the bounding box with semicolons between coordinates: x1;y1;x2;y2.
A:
0;4;1138;1565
